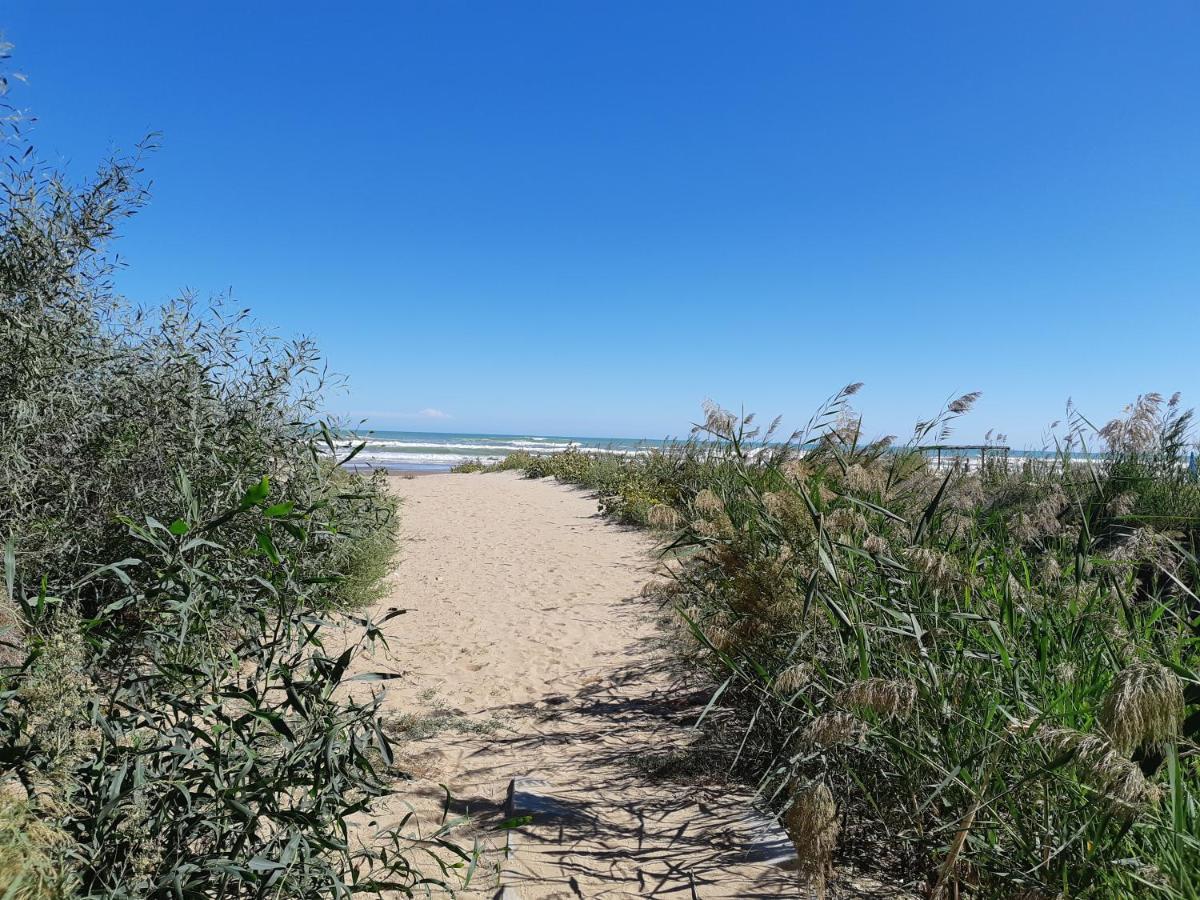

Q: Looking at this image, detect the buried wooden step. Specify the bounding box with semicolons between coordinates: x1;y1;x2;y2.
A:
504;776;590;824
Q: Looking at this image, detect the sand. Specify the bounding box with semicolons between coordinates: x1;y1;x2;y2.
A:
351;471;809;898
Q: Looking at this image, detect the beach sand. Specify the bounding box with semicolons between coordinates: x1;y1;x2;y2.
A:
350;471;883;898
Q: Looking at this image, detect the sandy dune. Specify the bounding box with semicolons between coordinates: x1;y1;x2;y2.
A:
356;471;806;898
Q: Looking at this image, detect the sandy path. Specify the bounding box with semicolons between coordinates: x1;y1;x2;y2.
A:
358;471;803;898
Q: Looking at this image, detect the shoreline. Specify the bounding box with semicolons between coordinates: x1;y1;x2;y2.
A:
340;431;1124;478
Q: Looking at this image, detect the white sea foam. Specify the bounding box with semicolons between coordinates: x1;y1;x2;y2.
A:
349;451;508;468
332;431;654;470
334;438;581;452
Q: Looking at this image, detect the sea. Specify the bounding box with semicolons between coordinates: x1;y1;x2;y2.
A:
334;431;1119;474
335;431;665;473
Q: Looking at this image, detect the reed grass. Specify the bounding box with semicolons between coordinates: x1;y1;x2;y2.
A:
493;388;1200;897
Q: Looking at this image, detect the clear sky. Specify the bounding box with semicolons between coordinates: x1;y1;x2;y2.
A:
4;3;1198;445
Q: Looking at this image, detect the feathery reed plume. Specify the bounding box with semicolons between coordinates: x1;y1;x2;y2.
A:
780;458;811;480
1009;485;1066;544
691;489;735;539
693;488;726;519
946;477;984;512
947;392;982;415
835;678;916;721
825;507;867;537
1039;556;1062;582
824;409;862;449
1100;393;1164;454
1099;660;1184;754
802;711;866;749
774;662;813;695
698;399;737;439
762;490;787;517
1037;727;1161;811
693;516;734;539
783;780;839;898
762;490;812;533
915;390;983;442
0;586;25;670
1099;529;1181;574
862;533;889;556
647;504;683;528
844;464;886;496
937;512;973;539
865;435;896;455
1005;572;1027;601
1055;662;1077;683
906;547;961;593
1107;491;1137;518
641;578;676;600
703;624;737;654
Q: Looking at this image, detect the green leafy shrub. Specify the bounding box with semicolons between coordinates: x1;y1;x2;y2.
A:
0;55;462;894
0;479;457;896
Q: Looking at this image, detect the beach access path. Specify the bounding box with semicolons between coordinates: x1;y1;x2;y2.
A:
352;470;810;898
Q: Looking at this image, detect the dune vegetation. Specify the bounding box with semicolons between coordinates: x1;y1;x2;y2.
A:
5;35;1198;900
0;59;469;898
462;388;1200;897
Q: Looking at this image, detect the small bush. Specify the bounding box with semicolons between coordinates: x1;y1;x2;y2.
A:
0;55;462;895
454;450;537;473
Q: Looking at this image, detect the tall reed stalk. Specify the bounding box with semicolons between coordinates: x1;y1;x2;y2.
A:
493;388;1200;897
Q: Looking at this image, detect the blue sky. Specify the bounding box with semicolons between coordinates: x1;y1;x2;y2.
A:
5;2;1198;444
